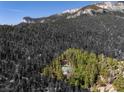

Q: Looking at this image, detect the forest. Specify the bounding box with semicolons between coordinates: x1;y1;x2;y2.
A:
0;13;124;91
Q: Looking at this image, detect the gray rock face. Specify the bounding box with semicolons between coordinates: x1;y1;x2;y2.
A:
22;2;124;22
23;17;34;23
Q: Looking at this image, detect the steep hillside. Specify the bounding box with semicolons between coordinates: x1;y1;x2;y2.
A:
1;1;124;92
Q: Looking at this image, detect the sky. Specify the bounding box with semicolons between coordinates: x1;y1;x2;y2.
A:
0;1;97;24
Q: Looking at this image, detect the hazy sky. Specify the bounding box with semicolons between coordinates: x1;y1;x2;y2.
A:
0;1;97;24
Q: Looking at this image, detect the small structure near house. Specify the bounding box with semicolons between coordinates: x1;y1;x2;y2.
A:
60;59;73;79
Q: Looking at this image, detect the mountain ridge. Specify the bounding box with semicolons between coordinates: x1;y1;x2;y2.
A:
23;1;124;23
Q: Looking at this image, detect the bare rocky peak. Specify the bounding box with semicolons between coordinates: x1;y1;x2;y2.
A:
96;2;113;9
23;1;124;23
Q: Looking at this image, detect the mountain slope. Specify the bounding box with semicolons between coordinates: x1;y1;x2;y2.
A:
1;1;124;92
23;1;124;23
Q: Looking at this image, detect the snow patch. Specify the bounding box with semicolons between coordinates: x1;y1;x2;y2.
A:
62;8;80;14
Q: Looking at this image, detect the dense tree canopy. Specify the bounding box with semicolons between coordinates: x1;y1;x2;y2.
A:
0;13;124;91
